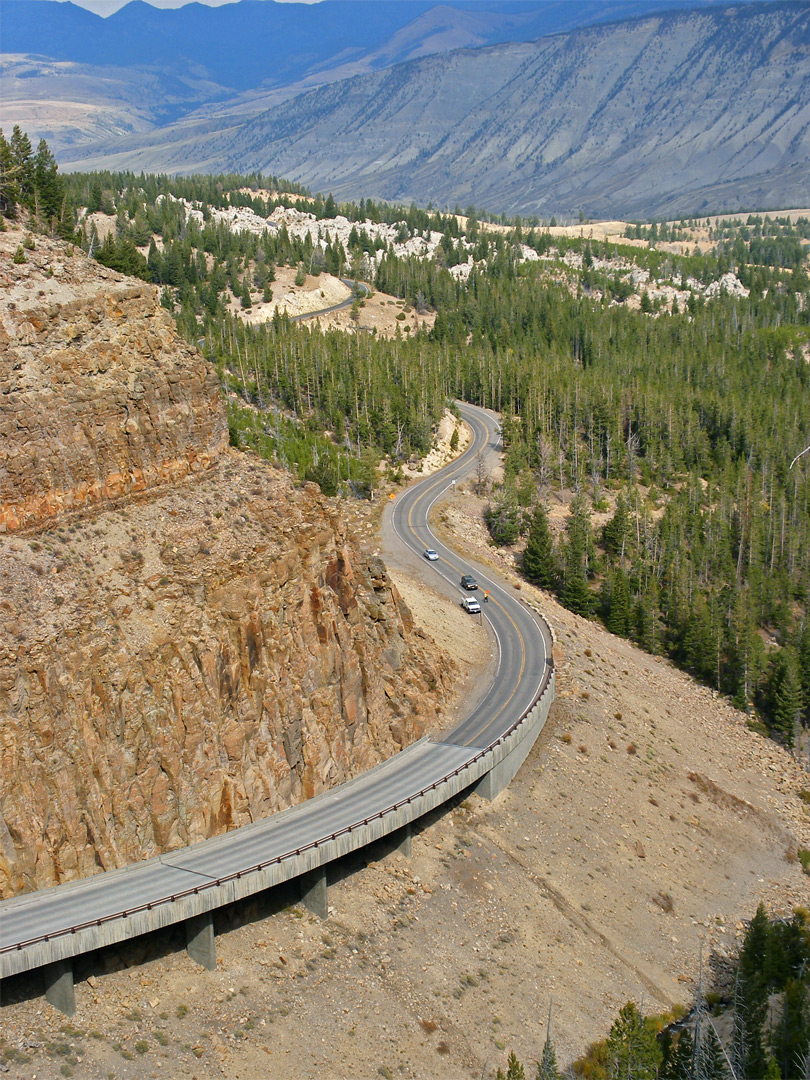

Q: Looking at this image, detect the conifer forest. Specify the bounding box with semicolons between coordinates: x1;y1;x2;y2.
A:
2;125;810;724
3;124;810;1080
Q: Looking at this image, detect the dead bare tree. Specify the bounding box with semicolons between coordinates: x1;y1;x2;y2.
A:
476;451;488;495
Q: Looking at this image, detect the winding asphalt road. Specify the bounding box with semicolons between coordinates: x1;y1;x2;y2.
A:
0;403;552;979
291;279;370;322
388;403;551;747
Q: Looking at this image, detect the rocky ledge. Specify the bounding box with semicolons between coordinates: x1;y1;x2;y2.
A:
0;227;225;533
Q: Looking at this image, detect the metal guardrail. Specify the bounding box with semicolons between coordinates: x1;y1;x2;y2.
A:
1;659;553;958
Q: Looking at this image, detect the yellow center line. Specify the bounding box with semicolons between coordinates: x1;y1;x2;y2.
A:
456;596;527;744
396;410;529;746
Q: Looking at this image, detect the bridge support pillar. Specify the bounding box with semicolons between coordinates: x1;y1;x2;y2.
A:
474;751;525;802
300;868;328;919
394;823;412;858
44;959;75;1017
374;822;412;864
473;765;506;802
186;912;216;970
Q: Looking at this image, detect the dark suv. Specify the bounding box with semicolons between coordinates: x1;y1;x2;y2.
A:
460;574;478;590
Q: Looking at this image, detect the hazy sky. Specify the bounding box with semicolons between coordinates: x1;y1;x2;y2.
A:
53;0;320;13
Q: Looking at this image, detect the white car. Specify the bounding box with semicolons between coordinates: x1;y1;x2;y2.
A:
423;549;439;561
461;595;481;614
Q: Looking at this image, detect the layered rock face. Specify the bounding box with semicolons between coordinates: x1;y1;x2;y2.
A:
0;230;452;897
0;229;225;533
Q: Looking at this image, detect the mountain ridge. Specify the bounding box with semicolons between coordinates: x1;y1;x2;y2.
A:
2;0;766;166
5;0;718;90
205;0;810;218
4;0;807;218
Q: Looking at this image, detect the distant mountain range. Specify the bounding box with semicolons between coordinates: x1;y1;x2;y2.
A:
3;0;806;218
3;0;735;94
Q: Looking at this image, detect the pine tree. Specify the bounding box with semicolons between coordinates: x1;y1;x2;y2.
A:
732;905;770;1080
770;908;810;988
661;1028;693;1079
32;138;62;225
603;493;632;559
566;493;594;571
86;178;102;213
606;568;632;636
486;480;523;545
634;581;662;655
728;587;765;711
797;624;810;728
9;125;33;205
680;600;715;684
0;128;19;217
768;648;802;748
505;1051;525;1080
562;564;592;616
772;977;810;1080
605;1001;663;1080
561;494;594;615
537;1036;562;1080
147;238;161;282
522;503;555;588
763;1056;781;1080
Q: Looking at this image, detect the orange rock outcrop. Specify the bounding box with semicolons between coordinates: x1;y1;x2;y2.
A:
1;235;224;533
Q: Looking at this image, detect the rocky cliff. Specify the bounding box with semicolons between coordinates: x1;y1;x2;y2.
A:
0;234;224;534
0;228;453;897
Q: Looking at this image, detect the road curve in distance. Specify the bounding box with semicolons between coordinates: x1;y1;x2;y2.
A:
388;401;552;748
